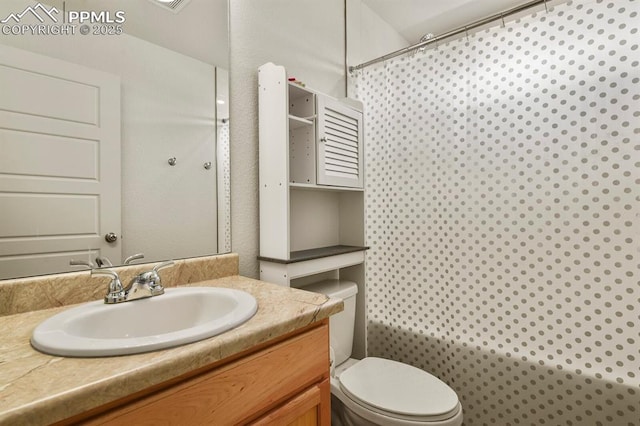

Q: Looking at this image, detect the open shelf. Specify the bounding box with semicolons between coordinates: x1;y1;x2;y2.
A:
288;114;314;130
288;82;313;96
289;183;365;192
260;62;365;280
260;63;367;359
259;245;367;283
258;245;368;264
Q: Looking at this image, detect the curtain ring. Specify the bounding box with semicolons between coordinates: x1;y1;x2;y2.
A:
465;26;469;41
543;0;548;13
500;13;505;28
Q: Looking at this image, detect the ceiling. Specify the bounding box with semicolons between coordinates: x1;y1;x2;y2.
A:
45;0;228;67
362;0;534;44
36;1;536;69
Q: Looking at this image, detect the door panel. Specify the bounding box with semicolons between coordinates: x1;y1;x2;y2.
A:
0;63;99;124
0;128;98;178
0;194;98;237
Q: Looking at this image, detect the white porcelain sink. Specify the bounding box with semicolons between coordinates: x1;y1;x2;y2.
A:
31;287;258;357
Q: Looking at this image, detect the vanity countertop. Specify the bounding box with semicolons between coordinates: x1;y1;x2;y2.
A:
0;275;343;426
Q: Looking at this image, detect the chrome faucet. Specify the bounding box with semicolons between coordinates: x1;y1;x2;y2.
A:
123;253;145;264
124;261;174;301
90;261;175;304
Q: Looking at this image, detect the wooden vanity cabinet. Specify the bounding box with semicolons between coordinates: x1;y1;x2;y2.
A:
60;321;330;426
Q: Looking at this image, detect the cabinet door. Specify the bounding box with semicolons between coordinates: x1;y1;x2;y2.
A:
251;379;330;426
316;96;363;188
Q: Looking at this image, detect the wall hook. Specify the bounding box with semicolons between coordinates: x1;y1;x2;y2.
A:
204;162;212;170
168;157;177;166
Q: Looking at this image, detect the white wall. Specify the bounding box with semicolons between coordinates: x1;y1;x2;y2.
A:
346;0;409;69
0;2;218;265
229;0;347;277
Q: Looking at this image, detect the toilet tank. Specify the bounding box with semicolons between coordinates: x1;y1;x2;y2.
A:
302;279;358;367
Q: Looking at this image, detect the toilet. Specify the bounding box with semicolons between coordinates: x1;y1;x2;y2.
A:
303;279;463;426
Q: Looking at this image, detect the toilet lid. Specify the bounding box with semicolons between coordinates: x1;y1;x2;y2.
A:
339;357;459;418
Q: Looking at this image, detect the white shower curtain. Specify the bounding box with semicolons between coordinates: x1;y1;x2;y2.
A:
355;0;639;424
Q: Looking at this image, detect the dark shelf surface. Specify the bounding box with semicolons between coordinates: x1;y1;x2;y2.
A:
258;245;369;264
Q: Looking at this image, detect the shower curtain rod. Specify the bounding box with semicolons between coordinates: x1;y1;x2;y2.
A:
349;0;550;73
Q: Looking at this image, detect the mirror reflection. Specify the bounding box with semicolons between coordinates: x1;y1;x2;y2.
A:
0;0;230;279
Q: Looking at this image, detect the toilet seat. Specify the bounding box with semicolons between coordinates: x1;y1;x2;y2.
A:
338;357;461;423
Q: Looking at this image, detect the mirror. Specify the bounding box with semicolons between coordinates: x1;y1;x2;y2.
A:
0;0;230;279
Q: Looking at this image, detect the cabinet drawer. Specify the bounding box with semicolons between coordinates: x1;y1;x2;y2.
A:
84;323;329;425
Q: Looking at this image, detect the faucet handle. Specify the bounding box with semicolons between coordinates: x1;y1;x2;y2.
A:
91;269;125;304
147;261;175;295
124;253;145;265
153;260;175;272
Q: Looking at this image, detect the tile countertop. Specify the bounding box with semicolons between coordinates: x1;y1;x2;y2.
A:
0;275;343;426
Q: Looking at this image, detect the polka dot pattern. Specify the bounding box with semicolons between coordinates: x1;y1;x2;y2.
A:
355;1;639;424
218;120;231;252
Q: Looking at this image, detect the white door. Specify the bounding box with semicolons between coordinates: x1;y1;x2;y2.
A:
0;44;121;279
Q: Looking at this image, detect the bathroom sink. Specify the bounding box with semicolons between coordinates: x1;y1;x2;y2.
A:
31;287;258;357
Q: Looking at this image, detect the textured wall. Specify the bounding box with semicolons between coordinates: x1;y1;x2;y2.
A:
229;0;346;277
356;0;639;424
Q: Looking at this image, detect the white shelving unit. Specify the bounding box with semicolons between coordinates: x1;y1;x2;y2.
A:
258;62;367;358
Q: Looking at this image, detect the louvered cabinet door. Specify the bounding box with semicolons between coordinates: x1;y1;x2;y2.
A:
316;96;364;188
